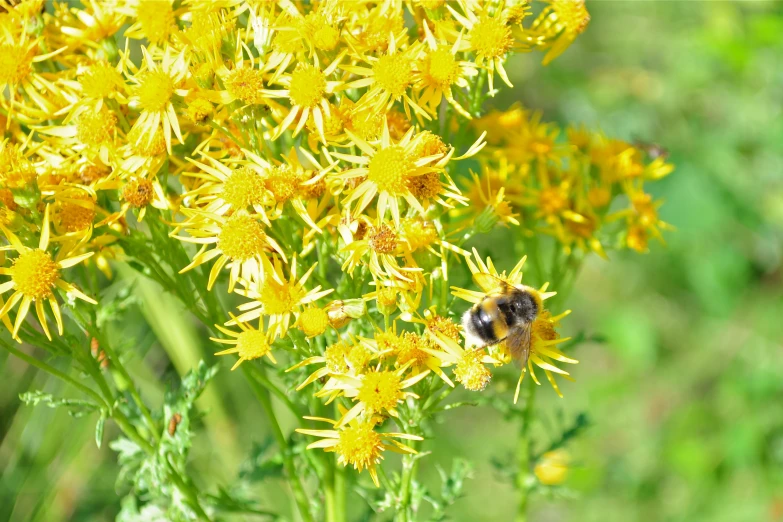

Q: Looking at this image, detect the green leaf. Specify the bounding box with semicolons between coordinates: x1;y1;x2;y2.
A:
95;410;106;449
19;390;99;418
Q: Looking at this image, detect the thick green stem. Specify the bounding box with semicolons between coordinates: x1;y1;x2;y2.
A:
515;377;537;522
397;447;418;522
243;365;314;522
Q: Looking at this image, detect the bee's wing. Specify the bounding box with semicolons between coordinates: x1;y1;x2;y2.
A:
472;272;513;294
506;323;532;367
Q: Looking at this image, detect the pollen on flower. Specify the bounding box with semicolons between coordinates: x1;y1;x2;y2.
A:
265;165;301;203
396;332;430;368
137;0;176;45
235;329;271;361
137;70;174;112
0;44;32;85
122;179;154;208
454;348;491;391
299;307;329;337
335;422;383;471
346;106;383;141
300;172;327;200
368;146;410;194
226;67;266;104
427;315;461;342
553;0;591;34
470;15;513;60
407;172;441;200
373;54;413;98
532;311;559;341
413;131;448;159
402;219;438;251
377;287;398;310
420;47;459;88
368;224;398;254
222;166;265;208
259;277;305;315
217;214;267;261
313;25;339;51
77;110;117;147
357;370;404;413
12;250;60;300
80;62;124;99
325;341;351;373
289;64;326;109
57;195;95;232
346;344;372;372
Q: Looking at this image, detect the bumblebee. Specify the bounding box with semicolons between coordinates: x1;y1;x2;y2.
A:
462;273;541;366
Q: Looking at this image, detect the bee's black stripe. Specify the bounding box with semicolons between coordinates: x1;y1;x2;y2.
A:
470;305;500;344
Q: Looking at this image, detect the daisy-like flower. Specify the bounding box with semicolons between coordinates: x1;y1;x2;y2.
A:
287;337;378;392
324;364;431;427
414;23;477;119
125;46;189;154
342;35;430;120
331;123;452;226
453;168;521;232
268;55;344;143
97;175;169;226
528;0;591;65
173;210;285;292
341;218;422;283
121;0;179;47
233;256;333;339
0;207;96;340
211;313;277;370
426;331;502;391
296;412;422;487
362;325;454;386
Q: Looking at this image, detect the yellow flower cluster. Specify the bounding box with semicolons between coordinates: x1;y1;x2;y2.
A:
0;0;670;487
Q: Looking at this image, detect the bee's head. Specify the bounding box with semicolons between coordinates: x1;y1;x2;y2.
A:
507;289;539;324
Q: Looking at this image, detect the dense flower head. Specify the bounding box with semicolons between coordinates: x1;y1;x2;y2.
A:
0;0;673;499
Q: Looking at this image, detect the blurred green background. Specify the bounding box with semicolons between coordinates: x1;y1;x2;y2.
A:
2;2;783;521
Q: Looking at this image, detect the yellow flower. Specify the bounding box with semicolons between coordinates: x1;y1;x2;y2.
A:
0;207;96;341
233;256;333;339
296;306;329;338
126;46;189;154
211;314;276;371
122;0;178;46
529;0;591;65
296;413;421;487
287;337;379;391
426;331;501;391
269;55;345;143
534;449;570;485
323;365;430;427
341;218;422;283
332;123;454;226
173;211;286;292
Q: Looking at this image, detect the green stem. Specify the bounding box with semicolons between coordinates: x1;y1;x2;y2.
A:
165;459;212;521
515;377;537;522
398;447;417;522
243;365;314;522
0;340;108;409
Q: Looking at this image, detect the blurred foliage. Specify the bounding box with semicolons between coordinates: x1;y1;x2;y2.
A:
2;3;782;522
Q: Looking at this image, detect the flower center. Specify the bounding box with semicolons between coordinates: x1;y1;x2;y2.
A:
538;187;567;216
12;250;60;300
217;214;267;261
406;172;441;201
226;67;266;105
469;15;513;59
368;225;398;254
454;349;491;391
325;341;351;373
137;0;175;45
0;44;32;85
420;47;459;88
336;422;383;470
402;219;438;251
396;332;430;368
222;166;265;209
57;196;95;232
357;370;404;413
299;307;329;338
289;64;327;109
122;179;154;208
368;146;411;195
373;54;413;98
427;316;461;342
260;277;305;315
80;62;124;99
128;126;167;157
265;165;301;203
554;0;591;34
77;109;117;147
235;330;271;361
137;70;174;113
